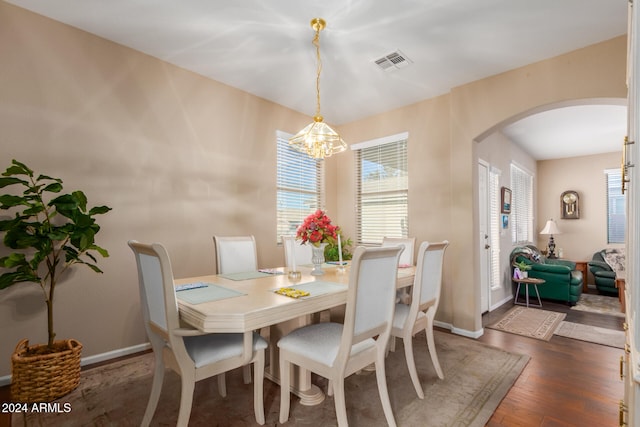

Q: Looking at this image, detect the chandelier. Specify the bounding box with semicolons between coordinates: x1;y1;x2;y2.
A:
289;18;347;159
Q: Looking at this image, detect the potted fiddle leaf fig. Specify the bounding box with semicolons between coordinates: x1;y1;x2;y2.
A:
0;159;111;402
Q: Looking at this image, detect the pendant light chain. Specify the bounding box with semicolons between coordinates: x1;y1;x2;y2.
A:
313;26;323;120
288;18;347;159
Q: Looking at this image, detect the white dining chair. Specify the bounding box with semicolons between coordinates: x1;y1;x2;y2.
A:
382;237;416;305
381;236;416;266
391;240;449;399
277;245;404;427
213;235;260;385
281;235;313;268
213;235;258;274
128;240;267;426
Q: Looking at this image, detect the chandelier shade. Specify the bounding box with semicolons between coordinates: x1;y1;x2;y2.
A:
289;18;347;159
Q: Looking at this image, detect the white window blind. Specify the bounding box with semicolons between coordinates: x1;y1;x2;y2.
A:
605;168;626;244
510;164;533;244
352;133;408;245
489;167;501;289
276;131;325;242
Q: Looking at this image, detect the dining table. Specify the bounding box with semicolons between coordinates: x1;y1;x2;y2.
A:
175;262;416;405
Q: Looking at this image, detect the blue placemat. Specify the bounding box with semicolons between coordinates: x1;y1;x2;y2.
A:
218;271;274;281
273;281;347;299
177;283;245;304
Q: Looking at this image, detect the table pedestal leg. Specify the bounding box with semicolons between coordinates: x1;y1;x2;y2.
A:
266;317;326;406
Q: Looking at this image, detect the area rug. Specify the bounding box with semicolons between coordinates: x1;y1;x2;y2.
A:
571;293;624;318
486;306;566;341
554;321;625;349
13;330;528;427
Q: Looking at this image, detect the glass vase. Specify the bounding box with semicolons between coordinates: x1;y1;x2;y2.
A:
311;243;328;276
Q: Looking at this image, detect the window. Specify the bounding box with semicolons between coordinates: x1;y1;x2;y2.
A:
352;133;408;245
605;168;625;244
489;167;501;289
510;164;533;244
276;131;324;241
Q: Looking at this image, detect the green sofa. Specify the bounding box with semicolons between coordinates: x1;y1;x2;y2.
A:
511;246;583;306
588;250;620;296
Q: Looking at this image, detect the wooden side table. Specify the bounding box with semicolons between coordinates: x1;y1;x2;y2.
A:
572;261;589;293
513;277;546;308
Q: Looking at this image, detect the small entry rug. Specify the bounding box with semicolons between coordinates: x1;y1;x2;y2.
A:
487;306;566;341
554;321;625;349
571;293;624;318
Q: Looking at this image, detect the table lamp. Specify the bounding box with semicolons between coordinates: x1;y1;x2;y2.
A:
540;219;562;259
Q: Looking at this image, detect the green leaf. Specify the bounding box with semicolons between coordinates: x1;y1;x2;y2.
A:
2;160;33;177
0;218;18;231
47;230;69;241
23;204;45;216
89;205;111;215
72;191;87;212
0;271;39;289
0;194;29;208
37;175;61;183
91;245;110;258
43;182;63;193
85;263;104;274
0;253;27;268
49;193;77;210
0;177;28;188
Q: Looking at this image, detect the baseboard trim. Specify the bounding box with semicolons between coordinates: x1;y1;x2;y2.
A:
0;342;151;387
434;320;483;339
490;295;514;311
451;326;484;339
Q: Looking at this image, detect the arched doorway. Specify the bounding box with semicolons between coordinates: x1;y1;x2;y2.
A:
474;98;626;314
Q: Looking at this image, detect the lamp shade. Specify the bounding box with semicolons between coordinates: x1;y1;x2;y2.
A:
540;219;561;235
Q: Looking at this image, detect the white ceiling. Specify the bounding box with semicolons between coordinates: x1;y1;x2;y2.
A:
6;0;629;159
502;103;627;160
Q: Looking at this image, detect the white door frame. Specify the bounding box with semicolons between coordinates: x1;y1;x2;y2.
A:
478;159;491;313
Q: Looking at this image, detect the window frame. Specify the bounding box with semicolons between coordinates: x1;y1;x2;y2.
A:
351;132;409;245
510;163;534;244
276;130;325;243
605;168;626;244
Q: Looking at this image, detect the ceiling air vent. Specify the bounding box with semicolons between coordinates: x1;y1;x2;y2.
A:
374;50;412;71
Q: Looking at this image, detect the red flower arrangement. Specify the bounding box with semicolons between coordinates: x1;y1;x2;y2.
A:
296;209;339;247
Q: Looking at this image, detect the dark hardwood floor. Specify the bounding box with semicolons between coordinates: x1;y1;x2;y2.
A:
0;295;625;426
481;297;625;427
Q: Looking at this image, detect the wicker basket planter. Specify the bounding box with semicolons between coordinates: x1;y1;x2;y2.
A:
11;338;82;403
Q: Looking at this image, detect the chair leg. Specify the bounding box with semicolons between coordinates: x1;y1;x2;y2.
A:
243;365;252;384
253;352;266;425
425;315;444;380
176;376;196;427
333;378;348;427
217;373;227;397
141;351;165;427
402;332;424;399
279;354;292;424
374;346;397;427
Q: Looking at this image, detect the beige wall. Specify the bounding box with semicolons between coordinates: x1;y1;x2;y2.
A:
337;36;627;334
0;1;629;378
0;3;315;377
476;132;538;307
538;152;624;282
